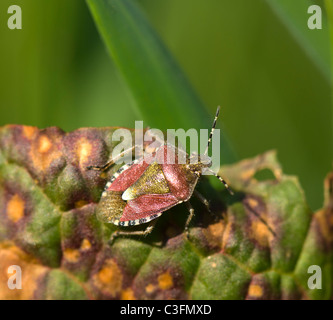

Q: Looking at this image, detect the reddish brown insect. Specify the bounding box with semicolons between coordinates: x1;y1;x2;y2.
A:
87;107;232;242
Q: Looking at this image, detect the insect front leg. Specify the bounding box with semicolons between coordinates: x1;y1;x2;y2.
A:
184;201;195;239
108;220;157;244
193;190;211;213
86;145;139;172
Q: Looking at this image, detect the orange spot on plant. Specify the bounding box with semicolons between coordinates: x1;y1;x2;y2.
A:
121;288;136;300
30;133;62;172
145;283;156;294
22;126;38;140
248;284;263;298
80;239;92;251
249;220;270;247
64;248;80;263
221;219;233;249
158;271;173;290
92;259;123;298
0;243;48;299
203;220;225;249
38;135;52;153
240;168;255;180
244;196;275;245
247;198;259;208
208;221;225;238
76;138;92;168
7;194;25;223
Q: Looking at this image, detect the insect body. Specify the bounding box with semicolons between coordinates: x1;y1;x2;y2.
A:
87;107;233;242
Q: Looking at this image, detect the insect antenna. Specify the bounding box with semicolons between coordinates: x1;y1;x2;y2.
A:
204;106;221;155
206;168;234;195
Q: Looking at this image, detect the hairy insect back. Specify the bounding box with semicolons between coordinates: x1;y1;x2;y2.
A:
96;190;126;223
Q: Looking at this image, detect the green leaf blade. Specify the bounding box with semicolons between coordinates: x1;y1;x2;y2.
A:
265;0;331;82
86;0;236;162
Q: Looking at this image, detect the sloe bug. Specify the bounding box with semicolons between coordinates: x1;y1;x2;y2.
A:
87;107;233;242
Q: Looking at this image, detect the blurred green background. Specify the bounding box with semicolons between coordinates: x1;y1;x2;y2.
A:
0;0;332;211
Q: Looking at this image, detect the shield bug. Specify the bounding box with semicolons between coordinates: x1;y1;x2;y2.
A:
87;106;233;243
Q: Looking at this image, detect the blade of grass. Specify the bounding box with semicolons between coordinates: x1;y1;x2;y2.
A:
86;0;236;162
324;0;333;158
265;0;330;82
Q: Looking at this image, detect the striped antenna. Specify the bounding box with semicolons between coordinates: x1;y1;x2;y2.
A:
204;106;221;155
206;168;234;195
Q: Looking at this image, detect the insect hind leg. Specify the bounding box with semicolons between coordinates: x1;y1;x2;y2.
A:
86;145;139;172
108;220;157;244
184;201;195;239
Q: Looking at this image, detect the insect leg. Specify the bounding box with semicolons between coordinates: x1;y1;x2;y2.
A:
86;145;138;172
108;219;157;244
184;201;195;239
193;190;211;213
